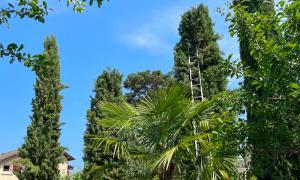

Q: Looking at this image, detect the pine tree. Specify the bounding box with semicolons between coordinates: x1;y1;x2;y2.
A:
18;36;64;180
174;4;227;99
83;68;123;179
124;70;175;104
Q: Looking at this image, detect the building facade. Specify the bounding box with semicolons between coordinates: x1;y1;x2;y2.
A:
0;150;74;180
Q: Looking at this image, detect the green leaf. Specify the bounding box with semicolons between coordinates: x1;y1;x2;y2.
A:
289;83;300;90
279;0;285;8
17;44;24;51
8;3;14;8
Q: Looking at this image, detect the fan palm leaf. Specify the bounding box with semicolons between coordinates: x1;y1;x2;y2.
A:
91;84;238;179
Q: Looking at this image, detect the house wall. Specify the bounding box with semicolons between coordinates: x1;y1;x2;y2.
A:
58;161;69;177
0;159;18;180
0;159;70;180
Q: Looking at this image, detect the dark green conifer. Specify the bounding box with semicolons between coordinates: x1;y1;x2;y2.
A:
83;68;123;179
124;70;175;104
18;36;64;180
174;4;227;99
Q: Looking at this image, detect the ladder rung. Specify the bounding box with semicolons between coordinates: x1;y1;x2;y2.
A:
193;84;202;86
194;96;203;99
192;68;201;71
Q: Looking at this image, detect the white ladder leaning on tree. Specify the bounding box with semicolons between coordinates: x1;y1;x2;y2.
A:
188;48;216;180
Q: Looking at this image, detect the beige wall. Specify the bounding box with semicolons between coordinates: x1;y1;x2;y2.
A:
0;159;18;180
58;161;69;177
0;159;70;180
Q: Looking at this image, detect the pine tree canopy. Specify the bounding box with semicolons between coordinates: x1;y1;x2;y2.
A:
124;70;175;104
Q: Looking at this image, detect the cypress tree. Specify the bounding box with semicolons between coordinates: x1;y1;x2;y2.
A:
174;4;227;99
18;36;64;180
83;68;123;179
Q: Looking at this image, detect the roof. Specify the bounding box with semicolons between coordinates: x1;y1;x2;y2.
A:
0;150;75;164
63;151;75;161
0;150;19;164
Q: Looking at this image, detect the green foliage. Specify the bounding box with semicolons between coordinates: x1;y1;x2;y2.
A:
18;36;65;180
0;0;105;26
0;42;48;70
83;68;124;179
60;168;84;180
230;0;275;121
92;85;239;179
0;0;106;67
174;4;227;99
0;1;49;26
124;70;175;104
289;83;300;100
0;0;49;66
69;169;84;180
13;158;40;177
227;0;300;178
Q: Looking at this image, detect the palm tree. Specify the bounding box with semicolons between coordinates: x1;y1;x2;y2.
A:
92;85;237;179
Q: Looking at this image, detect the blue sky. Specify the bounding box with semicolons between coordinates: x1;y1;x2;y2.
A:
0;0;240;168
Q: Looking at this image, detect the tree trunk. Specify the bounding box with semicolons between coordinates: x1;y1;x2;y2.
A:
159;163;175;180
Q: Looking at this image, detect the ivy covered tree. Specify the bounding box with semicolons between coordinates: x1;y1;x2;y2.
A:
231;0;277;178
18;36;64;180
83;68;124;179
124;70;175;104
174;4;227;99
232;0;275;121
228;0;300;178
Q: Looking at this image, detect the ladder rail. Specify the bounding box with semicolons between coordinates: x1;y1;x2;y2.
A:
188;53;201;180
188;51;203;180
191;52;216;180
188;49;217;180
197;62;204;101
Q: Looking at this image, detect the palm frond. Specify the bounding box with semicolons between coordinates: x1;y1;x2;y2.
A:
100;101;137;125
90;135;130;160
210;156;238;179
151;133;212;171
150;146;178;171
89;84;239;178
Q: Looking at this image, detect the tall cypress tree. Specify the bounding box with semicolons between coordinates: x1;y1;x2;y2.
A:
174;4;227;99
83;68;123;179
18;36;64;180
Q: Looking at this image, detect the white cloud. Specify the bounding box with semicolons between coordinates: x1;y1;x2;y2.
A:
118;1;241;57
123;31;170;53
119;6;187;55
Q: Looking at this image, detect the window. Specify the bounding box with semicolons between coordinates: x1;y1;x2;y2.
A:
3;165;10;171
